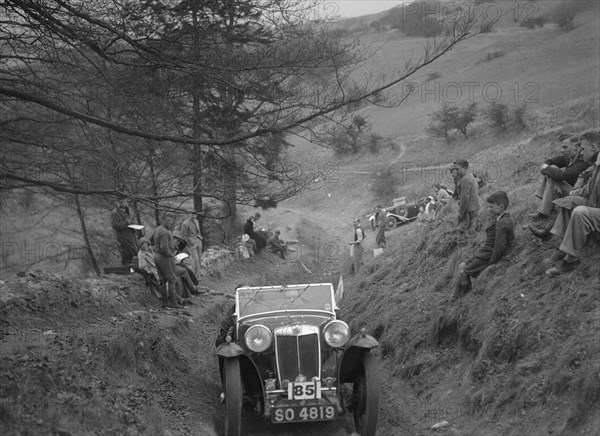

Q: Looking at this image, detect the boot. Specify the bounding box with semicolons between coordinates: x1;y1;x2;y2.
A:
167;284;183;309
528;224;551;242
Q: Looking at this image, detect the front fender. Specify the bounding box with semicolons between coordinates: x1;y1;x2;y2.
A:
337;333;378;383
216;342;245;359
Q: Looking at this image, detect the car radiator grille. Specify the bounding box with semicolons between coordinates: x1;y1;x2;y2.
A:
276;333;319;382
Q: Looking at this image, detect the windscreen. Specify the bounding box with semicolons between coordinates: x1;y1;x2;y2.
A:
237;284;334;318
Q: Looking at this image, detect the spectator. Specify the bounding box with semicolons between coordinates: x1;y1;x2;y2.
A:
111;196;140;265
236;234;255;259
453;159;481;244
175;255;198;303
530;134;590;219
137;237;169;308
544;144;600;274
529;131;600;241
455;191;515;296
544;204;600;275
267;230;288;259
349;218;365;276
244;213;266;253
216;284;246;386
153;211;183;309
449;167;460;200
417;205;435;226
180;210;203;276
374;205;387;248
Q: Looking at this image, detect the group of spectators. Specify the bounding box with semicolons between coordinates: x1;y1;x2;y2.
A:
348;130;600;293
527;131;600;275
237;212;290;260
111;202;205;309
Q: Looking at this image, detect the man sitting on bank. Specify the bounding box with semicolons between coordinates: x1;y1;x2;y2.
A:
530;134;590;220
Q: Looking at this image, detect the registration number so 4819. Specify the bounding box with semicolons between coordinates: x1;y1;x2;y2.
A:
272;405;337;423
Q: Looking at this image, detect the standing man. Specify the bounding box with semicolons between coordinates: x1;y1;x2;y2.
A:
453;159;481;244
154;212;182;309
180;209;203;276
111;195;139;265
349;218;365;276
374;205;387;249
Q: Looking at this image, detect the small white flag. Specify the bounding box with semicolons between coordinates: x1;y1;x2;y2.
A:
335;273;344;305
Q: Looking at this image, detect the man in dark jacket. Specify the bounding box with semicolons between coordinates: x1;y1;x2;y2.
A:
532;134;590;219
243;213;266;253
111;196;139;265
455;191;514;296
453;159;481;244
529;131;599;241
153;212;182;308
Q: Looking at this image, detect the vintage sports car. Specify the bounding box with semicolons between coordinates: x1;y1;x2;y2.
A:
368;196;435;229
216;283;380;436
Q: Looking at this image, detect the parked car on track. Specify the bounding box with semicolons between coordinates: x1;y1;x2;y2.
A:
216;283;381;436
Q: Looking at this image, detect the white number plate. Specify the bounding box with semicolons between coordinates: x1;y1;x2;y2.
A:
272;405;337;423
287;381;321;400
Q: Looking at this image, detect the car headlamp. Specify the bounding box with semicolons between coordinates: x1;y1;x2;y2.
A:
244;324;272;352
323;320;350;348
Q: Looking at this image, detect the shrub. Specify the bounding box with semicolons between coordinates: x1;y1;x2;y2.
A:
323;116;383;155
544;1;586;31
426;72;441;82
483;102;510;133
512;104;527;131
426;102;477;141
485;50;504;62
380;1;444;37
519;16;547;29
370;167;401;204
483;102;528;134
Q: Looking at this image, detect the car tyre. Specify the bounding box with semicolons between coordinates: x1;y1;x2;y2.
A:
352;352;380;436
397;207;407;217
224;358;243;436
386;217;397;230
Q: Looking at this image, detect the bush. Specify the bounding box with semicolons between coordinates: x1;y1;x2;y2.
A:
513;104;527;131
426;72;441;82
544;1;585;31
426;102;477;141
483;102;528;134
380;1;443;37
370;167;401;204
323;116;383;155
483;102;510;132
485;50;504;62
519;16;547;29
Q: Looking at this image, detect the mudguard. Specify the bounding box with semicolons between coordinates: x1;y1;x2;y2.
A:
216;342;245;359
337;333;379;383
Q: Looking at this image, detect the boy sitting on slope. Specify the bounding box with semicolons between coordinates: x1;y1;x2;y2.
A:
455;191;515;298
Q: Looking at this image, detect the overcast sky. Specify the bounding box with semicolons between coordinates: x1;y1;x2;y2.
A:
330;1;406;18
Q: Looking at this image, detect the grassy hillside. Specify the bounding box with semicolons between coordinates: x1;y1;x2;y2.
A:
284;10;600;219
286;9;600;436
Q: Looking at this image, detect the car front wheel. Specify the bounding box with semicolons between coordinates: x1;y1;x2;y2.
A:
386;217;397;230
224;358;243;436
352;352;381;436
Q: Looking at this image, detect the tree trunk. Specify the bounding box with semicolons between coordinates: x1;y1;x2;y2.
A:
146;143;160;226
74;193;101;277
